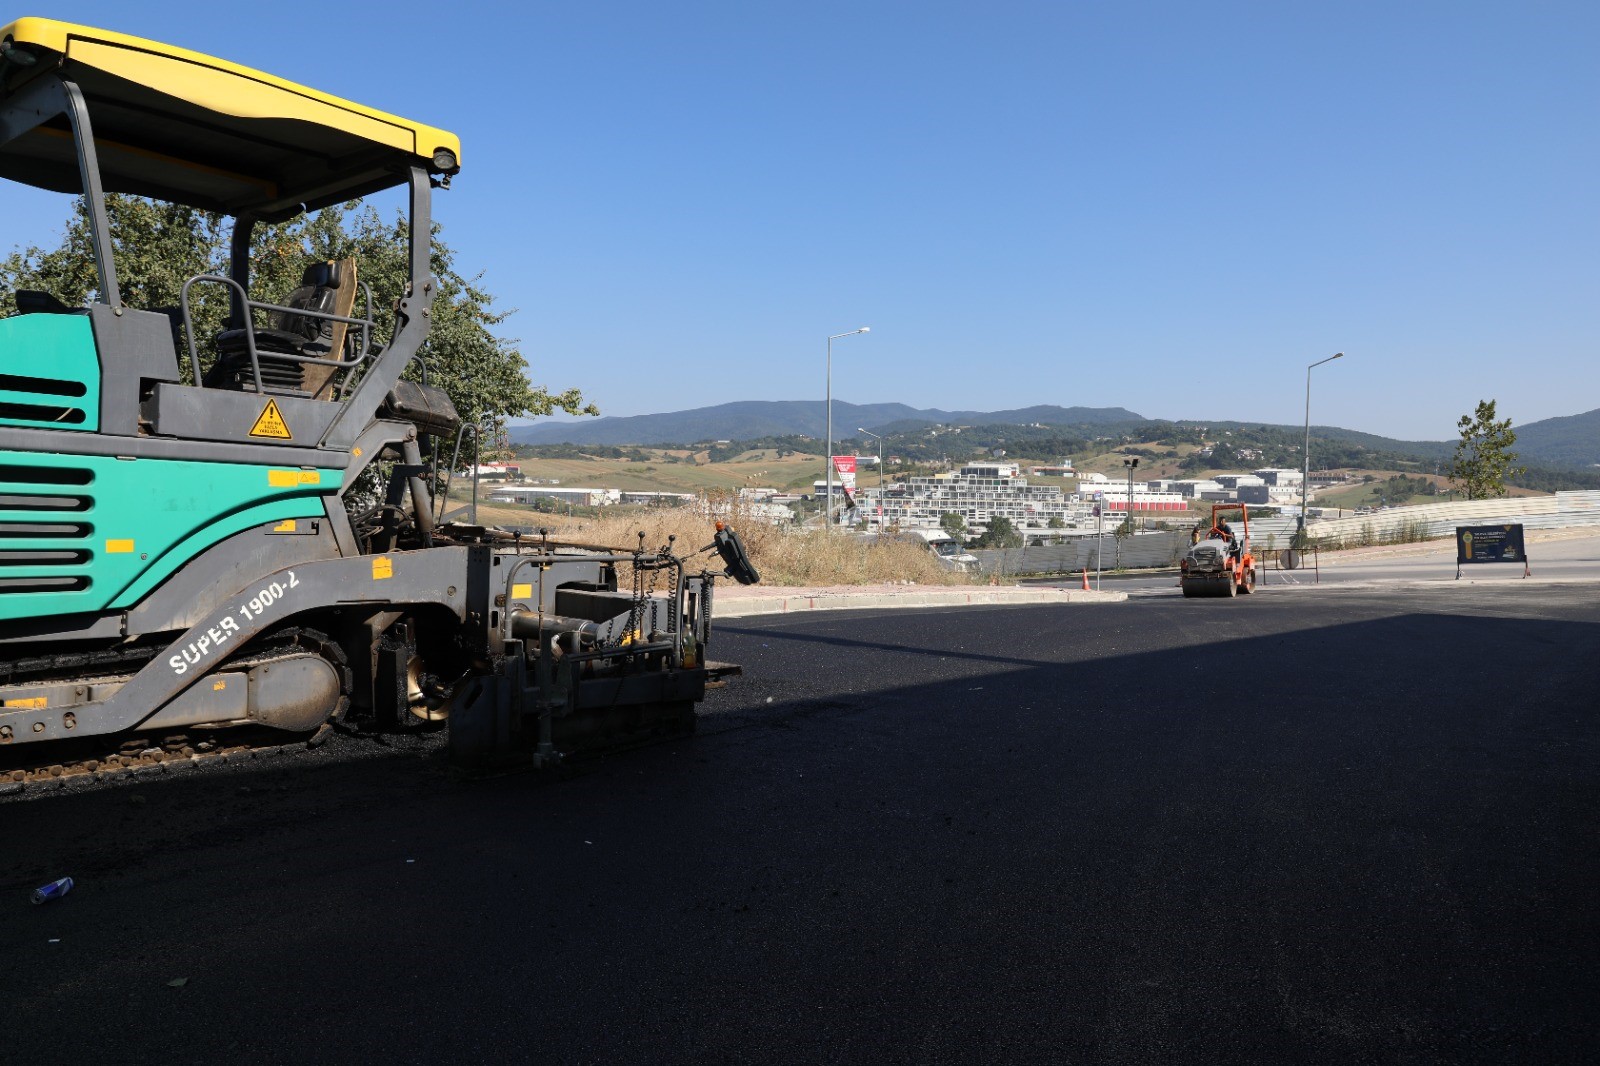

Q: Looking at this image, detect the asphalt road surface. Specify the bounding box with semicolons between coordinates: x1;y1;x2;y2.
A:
6;583;1598;1063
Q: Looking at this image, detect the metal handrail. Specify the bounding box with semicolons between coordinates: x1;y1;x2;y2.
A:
179;273;377;394
437;421;483;524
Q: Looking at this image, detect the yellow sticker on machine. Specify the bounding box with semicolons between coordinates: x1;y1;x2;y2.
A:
372;556;393;580
105;538;135;554
250;398;292;439
510;583;533;600
3;696;47;709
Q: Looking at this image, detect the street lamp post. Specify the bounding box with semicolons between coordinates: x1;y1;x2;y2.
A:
858;427;884;530
825;328;870;532
1301;352;1345;536
1123;456;1139;532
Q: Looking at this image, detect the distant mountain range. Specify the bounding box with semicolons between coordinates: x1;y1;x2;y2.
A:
510;402;1142;446
1511;408;1600;469
510;400;1600;471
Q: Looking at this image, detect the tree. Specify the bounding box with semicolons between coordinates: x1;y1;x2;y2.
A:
0;194;596;431
939;512;967;538
1449;399;1523;500
974;515;1023;549
1046;516;1065;529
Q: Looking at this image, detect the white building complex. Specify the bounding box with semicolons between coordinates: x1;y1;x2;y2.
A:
476;460;1320;531
862;463;1186;534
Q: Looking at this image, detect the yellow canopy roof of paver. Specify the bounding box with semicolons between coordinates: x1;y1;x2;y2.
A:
0;16;461;217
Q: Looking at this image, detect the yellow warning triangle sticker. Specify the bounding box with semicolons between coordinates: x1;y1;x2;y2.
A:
249;398;292;439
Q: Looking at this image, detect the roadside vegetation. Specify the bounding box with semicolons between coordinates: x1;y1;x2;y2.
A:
1306;519;1440;552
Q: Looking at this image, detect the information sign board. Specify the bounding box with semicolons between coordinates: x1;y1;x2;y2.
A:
1455;523;1529;578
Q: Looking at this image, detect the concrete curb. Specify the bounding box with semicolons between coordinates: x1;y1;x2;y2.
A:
714;588;1127;618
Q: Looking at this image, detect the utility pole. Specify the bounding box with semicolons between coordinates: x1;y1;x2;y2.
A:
859;427;884;531
824;328;870;533
1301;352;1344;536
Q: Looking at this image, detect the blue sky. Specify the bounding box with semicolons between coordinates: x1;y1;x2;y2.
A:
11;2;1598;439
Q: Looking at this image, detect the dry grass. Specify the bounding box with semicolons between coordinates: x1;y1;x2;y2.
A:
483;505;969;587
726;523;971;587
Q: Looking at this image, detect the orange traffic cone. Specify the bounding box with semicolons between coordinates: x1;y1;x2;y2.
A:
1081;567;1091;591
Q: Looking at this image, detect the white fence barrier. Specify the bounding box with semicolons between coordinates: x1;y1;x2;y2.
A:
1305;490;1600;543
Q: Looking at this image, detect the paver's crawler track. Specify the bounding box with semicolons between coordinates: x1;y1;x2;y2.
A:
0;628;350;796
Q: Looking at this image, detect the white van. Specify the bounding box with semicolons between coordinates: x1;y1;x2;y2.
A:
903;529;980;573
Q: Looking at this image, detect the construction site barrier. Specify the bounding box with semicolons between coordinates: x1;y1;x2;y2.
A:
973;531;1190;577
1258;545;1321;584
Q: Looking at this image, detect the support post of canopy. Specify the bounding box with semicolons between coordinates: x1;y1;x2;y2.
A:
320;167;435;450
0;75;120;309
58;81;120;310
228;216;256;330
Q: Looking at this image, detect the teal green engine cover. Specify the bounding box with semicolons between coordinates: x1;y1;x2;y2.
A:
0;313;100;431
0;451;340;622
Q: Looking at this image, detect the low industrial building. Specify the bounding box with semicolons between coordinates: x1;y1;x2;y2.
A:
486;486;619;508
1254;468;1304;487
619;491;694;506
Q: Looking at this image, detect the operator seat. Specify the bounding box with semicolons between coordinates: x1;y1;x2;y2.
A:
208;261;347;394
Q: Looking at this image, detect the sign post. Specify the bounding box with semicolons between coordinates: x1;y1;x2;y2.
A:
1455;523;1530;580
1093;498;1103;591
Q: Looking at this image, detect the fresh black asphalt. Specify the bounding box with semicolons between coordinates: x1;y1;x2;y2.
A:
5;584;1598;1063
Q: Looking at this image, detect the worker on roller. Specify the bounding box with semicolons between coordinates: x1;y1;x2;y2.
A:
1215;518;1239;560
